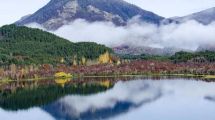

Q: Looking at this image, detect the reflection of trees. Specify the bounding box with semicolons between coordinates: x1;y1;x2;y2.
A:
55;78;71;88
0;76;176;112
0;83;112;111
0;81;39;93
98;79;111;88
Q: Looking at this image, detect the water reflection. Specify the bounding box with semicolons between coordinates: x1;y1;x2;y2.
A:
110;79;215;120
0;78;215;120
55;78;71;88
0;78;112;111
43;80;161;120
205;96;215;102
0;108;54;120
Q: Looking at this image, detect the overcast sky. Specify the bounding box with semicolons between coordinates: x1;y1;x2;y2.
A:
0;0;215;26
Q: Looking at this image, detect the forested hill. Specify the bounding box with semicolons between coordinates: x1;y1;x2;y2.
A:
0;24;112;65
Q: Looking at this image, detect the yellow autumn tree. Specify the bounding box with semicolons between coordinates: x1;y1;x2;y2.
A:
81;56;87;65
72;55;78;66
99;51;112;64
73;59;77;66
10;64;16;73
0;68;4;77
54;72;72;78
60;57;65;63
116;60;121;65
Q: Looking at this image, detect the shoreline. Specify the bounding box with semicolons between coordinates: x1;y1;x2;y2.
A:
0;73;214;83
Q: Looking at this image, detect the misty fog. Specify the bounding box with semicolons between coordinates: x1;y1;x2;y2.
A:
27;17;215;51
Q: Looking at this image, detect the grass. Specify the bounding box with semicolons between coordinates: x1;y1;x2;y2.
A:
82;73;204;78
167;74;204;77
203;75;215;79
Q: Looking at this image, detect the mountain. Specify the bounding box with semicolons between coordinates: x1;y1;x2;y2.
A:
113;45;185;56
0;24;112;65
197;44;215;52
16;0;164;30
164;7;215;25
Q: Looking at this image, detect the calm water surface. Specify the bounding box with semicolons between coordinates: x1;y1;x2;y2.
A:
0;77;215;120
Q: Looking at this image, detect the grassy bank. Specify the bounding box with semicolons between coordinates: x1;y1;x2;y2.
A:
1;73;215;84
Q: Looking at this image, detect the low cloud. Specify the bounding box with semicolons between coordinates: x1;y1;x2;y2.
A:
55;80;161;117
27;18;215;51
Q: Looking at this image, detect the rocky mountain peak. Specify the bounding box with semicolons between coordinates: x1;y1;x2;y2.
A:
16;0;164;30
163;7;215;25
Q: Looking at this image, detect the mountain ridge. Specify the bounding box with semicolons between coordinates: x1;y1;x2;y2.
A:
163;7;215;25
16;0;164;30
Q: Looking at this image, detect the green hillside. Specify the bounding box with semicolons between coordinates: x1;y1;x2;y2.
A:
0;24;112;65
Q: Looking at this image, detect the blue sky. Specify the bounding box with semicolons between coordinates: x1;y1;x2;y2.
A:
0;0;215;26
0;0;49;26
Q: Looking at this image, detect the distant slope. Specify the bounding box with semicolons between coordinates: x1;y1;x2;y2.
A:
164;7;215;25
113;45;184;56
0;25;112;65
197;44;215;52
16;0;164;30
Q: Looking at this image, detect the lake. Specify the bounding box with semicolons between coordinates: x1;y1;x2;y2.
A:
0;77;215;120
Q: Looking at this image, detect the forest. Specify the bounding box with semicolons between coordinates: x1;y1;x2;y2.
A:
0;24;112;66
119;51;215;63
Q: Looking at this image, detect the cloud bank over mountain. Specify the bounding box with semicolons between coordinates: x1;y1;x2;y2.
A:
27;18;215;51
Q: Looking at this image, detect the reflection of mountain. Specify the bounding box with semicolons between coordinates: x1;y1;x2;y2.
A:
205;96;215;102
44;101;140;120
43;80;161;120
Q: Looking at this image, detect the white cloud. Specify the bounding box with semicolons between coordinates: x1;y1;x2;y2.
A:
158;21;215;50
27;19;215;51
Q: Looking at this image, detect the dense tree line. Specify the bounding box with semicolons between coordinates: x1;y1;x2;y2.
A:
118;54;169;61
0;24;112;65
170;51;215;63
119;51;215;63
